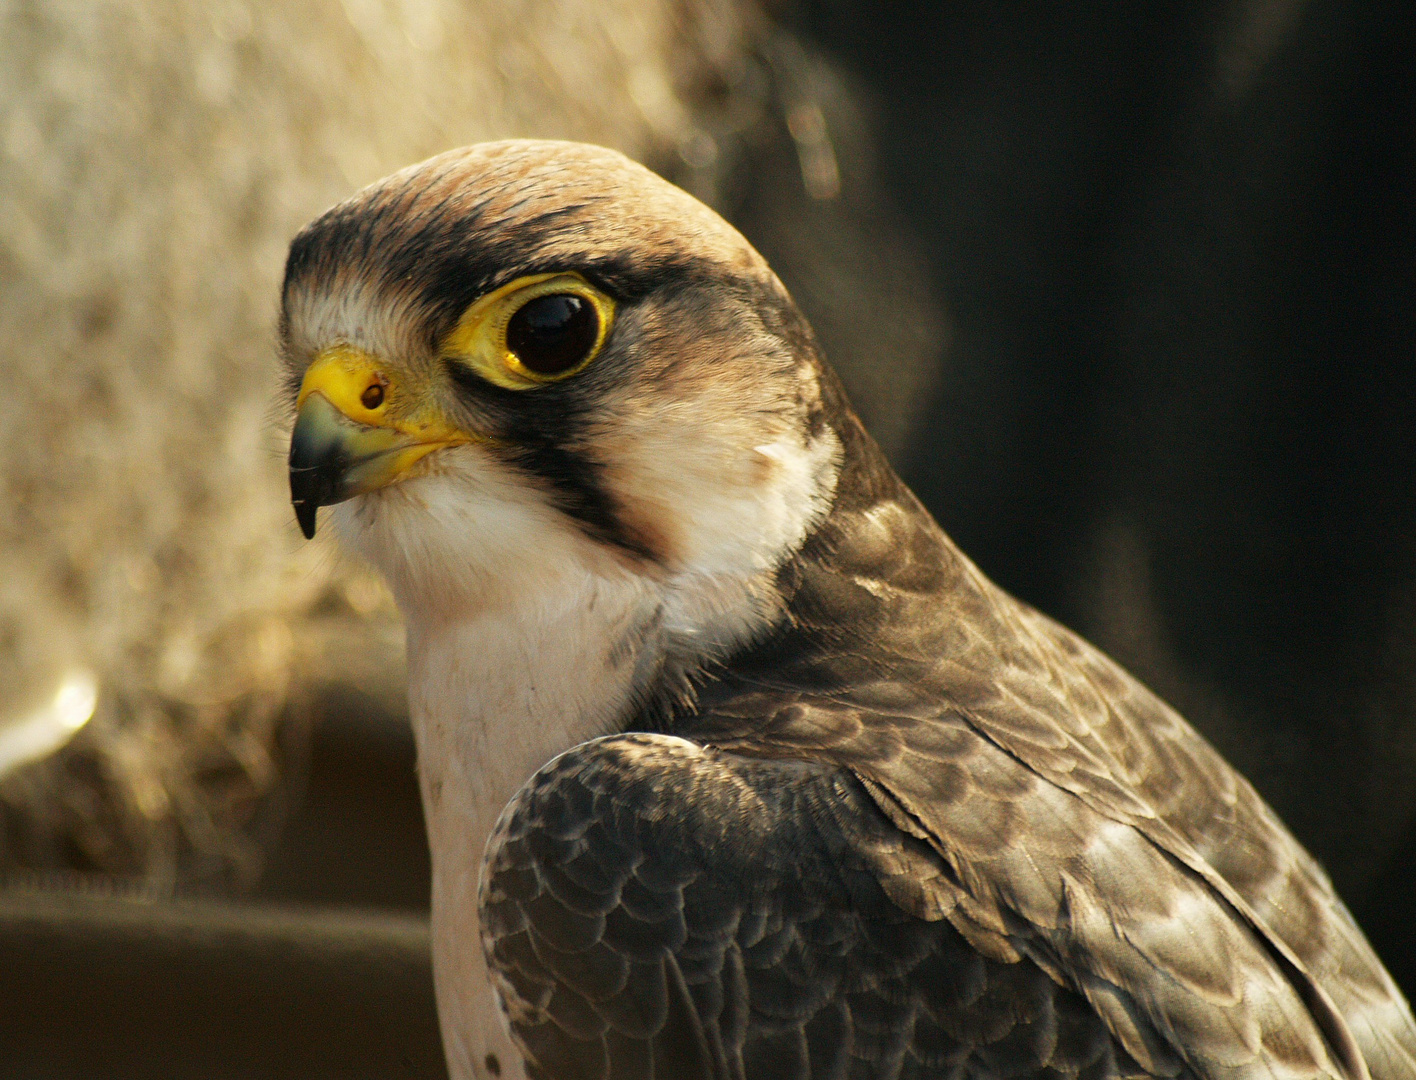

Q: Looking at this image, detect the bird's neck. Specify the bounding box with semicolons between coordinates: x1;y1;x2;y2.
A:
396;537;791;1079
398;556;652;1080
684;419;975;728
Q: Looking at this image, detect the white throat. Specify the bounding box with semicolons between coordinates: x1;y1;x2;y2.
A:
334;467;653;1080
329;424;839;1080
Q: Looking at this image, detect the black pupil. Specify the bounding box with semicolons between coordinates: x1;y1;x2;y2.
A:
507;294;598;376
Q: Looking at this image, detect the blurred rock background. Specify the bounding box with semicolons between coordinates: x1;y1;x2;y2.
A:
0;0;1411;1076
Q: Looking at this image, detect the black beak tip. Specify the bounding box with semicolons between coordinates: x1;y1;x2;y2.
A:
295;501;318;540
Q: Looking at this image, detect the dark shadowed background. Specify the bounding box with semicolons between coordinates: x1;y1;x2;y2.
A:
1;0;1412;1075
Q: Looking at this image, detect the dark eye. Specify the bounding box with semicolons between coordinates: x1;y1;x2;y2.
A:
506;293;599;377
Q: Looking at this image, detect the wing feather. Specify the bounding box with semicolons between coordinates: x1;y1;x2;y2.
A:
696;489;1415;1080
482;734;1146;1080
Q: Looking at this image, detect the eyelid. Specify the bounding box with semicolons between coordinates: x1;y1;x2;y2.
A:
442;272;615;390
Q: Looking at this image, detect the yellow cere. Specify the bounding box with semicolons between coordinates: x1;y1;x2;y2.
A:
296;345;398;428
441;272;615;390
297;343;475;467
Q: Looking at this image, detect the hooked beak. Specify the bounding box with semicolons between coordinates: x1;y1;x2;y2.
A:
289;347;470;539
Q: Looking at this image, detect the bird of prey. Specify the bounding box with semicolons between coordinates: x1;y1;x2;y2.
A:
282;141;1416;1080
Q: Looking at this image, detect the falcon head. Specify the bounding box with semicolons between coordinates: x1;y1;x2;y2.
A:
283;141;842;663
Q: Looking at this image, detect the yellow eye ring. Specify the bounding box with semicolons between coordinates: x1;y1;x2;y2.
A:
442;272;615;390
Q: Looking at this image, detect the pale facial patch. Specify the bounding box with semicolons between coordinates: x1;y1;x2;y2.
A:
581;307;840;637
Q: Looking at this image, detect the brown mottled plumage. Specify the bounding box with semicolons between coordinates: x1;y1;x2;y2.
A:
281;141;1416;1080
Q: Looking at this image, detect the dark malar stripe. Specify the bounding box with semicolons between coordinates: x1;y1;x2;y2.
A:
441;359;664;565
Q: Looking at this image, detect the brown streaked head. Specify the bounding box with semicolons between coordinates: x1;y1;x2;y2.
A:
281;140;842;598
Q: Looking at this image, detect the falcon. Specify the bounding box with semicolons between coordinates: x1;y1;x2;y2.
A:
281;141;1416;1080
